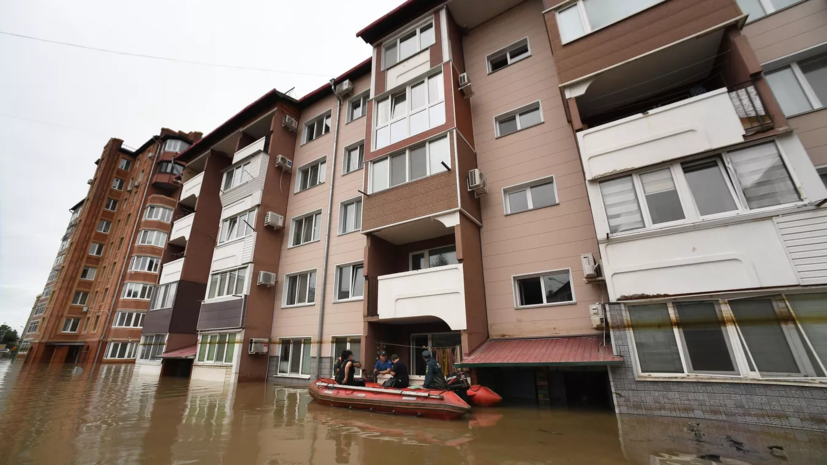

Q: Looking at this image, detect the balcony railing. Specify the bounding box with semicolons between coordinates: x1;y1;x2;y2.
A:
159;257;184;284
376;264;467;330
169;213;194;247
232;136;266;164
179;172;204;209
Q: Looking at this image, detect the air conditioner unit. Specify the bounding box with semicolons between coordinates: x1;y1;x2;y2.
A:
248;338;269;355
467;168;487;196
257;271;276;287
82;306;88;312
275;155;293;172
87;179;93;185
589;304;605;330
581;253;598;279
282;115;298;132
335;79;354;97
458;73;474;98
133;181;140;189
126;185;133;193
458;73;469;87
264;211;284;229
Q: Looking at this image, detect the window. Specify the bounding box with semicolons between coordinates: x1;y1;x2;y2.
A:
139;334;165;360
513;269;575;308
150;282;178;310
112;178;125;190
818;166;827;189
339;198;362;234
374;72;444;149
197;333;237;364
104;198;118;211
94;315;100;332
495;101;543;137
144;205;173;222
136;229;167;247
34;302;46;315
89;243;104;256
737;0;807;23
47;269;59;282
296;158;326;192
335;263;365;301
164;139;190;153
58;239;70;252
71;291;88;306
348;93;368;122
122;282;154;300
766;51;827;116
556;0;663;43
97;220;111;233
223;161;252;191
157;161;184;175
277;338;312;376
303;112;332;144
18;340;31;353
118;158;131;171
503;176;558;214
284;270;317;307
118;237;124;250
207;267;247;299
42;286;53;298
370;135;450;193
598;142;800;235
410;245;458;271
129;256;160;273
80;266;97;280
332;337;362;376
62;318;80;333
55;254;66;266
343;143;364;174
383;22;435;69
290;211;322;247
113;311;144;328
26;321;39;334
105;342;138;359
219;209;256;243
487;38;531;73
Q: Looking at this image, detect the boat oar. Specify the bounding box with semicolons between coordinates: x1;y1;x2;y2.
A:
314;382;444;400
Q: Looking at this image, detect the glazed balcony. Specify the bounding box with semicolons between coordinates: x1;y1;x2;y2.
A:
168;213;194;247
179;172;203;209
376;264;467;331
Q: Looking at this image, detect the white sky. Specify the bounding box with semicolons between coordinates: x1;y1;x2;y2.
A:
0;0;404;333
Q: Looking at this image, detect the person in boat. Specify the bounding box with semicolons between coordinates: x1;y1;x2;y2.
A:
422;350;448;390
336;350;365;386
384;354;409;388
334;353;361;380
373;351;393;381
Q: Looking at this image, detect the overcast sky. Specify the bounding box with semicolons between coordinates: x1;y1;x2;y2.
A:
0;0;403;333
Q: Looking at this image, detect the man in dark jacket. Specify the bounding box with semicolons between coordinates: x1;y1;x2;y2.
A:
422;350;448;390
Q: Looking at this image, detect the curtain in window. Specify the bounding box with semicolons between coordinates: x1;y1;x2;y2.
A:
728;143;799;209
600;176;645;233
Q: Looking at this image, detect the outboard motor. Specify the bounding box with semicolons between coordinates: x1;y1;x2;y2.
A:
445;371;470;402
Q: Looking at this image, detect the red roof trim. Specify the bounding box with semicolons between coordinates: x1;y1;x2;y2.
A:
160;345;198;359
298;57;372;106
455;336;623;367
356;0;419;39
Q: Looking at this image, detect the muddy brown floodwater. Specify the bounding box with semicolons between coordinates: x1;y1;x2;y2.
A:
1;361;826;464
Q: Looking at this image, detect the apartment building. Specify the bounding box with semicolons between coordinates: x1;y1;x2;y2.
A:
538;0;827;428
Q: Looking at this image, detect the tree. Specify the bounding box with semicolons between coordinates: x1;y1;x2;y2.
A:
0;324;19;348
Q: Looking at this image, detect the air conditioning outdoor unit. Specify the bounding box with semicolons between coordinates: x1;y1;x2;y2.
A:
264;211;284;230
248;338;269;355
467;168;487;196
257;271;276;287
82;306;88;312
126;185;133;193
458;73;474;98
335;79;354;97
87;179;93;185
275;155;293;172
581;253;598;279
282;115;298;132
589;304;605;330
133;181;140;189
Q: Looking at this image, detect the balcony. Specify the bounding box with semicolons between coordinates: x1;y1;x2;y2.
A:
376;264;466;330
179;172;203;209
169;213;194;247
159;257;184;284
232;136;266;164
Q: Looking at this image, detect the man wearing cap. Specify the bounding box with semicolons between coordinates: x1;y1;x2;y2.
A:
387;354;409;388
422;350;448;390
373;351;393;381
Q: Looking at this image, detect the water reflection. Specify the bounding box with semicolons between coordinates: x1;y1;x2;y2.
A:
1;361;826;464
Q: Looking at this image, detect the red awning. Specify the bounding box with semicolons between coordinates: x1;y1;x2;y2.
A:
159;345;197;359
455;336;623;368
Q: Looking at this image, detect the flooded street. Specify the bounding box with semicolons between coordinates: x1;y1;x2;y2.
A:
1;360;826;464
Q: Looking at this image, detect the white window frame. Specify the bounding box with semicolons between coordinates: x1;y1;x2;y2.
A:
289;210;322;247
373;71;445;150
276;337;313;377
331;336;363;376
139;334;166;361
494;101;544;138
97;220;111;234
222;161;252;191
502;175;559;215
150;282;178;310
295;157;327;193
218;209;257;244
282;269;318;308
408;244;458;271
144;205;173;223
122;282;154;300
555;0;667;44
118;158;131;171
348;92;369;123
338;197;363;235
486;37;532;74
89;243;104;256
765;53;825;117
342;141;365;175
80;266;97;280
42;285;53;298
512;268;576;309
136;229;167;247
302;111;332;145
104;198;118;212
334;262;365;302
71;291;88;306
26;320;39;334
112;311;145;328
129;255;160;273
368;134;450;194
740;0;809;23
62;318;80;333
164;139;190;153
34;302;46;315
382;19;435;70
112;178;125;190
197;332;238;365
105;342;139;359
207;265;248;300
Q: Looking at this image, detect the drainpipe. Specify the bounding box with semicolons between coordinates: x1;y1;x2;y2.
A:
90;136;165;375
315;79;343;379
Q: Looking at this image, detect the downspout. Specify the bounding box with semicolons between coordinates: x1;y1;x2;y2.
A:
315;80;343;379
90;136;164;375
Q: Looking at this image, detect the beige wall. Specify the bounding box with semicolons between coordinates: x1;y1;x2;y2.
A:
271;74;370;362
463;0;604;339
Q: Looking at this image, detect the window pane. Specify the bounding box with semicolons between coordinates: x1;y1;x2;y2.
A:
429;136;450;175
353;265;365;298
489;53;508;72
420;23;435;49
787;293;827;365
375;126;390;149
410;110;429;136
308;271;317;303
411;82;427;109
508;190;529;213
292;218;304;246
302;216;314;243
530;181;557;209
728;143;799;209
279;342;290;373
289;340;303;373
390;153;407;186
338;266;352;300
411;253;426;271
297;273;308;304
218;273;228;297
372;158;389;192
583;0;661;30
600;176;645;233
799;53;827;106
215;334;227;362
206;335;216;361
675;302;735;373
390;120;407;144
729;298;801;374
384;43;398;68
518;277;543;306
519;107;542;129
498;116;518;136
399;32;418;61
428;73;444;102
392;92;406;119
509;43;530;61
301;340;312;375
225;333;236;363
209;275;219;299
628;304;684;373
557;5;586;43
543;271;573;303
350;99;362;121
235;269;245;295
429;245;457;268
765;67;813;116
640;169;685;224
286;275;298;305
737;0;766;21
429;101;446;128
377;98;390;125
354;200;362;231
683;160;738;216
